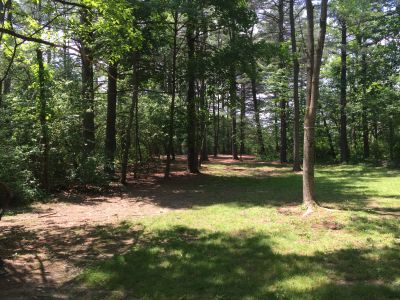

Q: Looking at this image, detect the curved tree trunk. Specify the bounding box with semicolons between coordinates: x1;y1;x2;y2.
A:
303;0;328;213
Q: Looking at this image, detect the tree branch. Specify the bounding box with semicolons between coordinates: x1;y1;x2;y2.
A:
0;28;57;47
51;0;89;9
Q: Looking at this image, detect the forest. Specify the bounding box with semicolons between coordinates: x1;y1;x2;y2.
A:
0;0;399;299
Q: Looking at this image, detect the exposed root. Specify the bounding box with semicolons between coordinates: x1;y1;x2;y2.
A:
302;206;315;217
320;206;342;213
302;204;342;217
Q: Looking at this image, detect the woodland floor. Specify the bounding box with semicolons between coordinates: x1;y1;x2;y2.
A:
0;156;399;299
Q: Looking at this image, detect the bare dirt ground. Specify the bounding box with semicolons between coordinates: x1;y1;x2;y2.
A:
0;155;260;299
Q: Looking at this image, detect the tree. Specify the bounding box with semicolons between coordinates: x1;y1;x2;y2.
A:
121;52;140;184
339;18;350;162
278;0;287;163
104;62;118;175
79;8;95;158
186;5;199;173
289;0;302;171
303;0;328;213
165;8;180;178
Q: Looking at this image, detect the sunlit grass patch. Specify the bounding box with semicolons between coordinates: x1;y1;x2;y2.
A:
77;163;400;299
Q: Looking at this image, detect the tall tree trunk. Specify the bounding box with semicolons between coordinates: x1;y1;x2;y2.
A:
134;78;141;166
360;36;369;159
339;20;350;163
104;62;118;175
278;0;287;163
37;49;49;191
303;0;328;213
230;65;239;160
213;94;220;157
80;10;95;158
239;84;246;158
199;79;209;163
251;75;266;159
289;0;301;171
186;15;199;173
199;14;209;165
165;11;179;178
121;52;140;184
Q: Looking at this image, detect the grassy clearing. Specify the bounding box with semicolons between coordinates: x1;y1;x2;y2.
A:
78;161;400;300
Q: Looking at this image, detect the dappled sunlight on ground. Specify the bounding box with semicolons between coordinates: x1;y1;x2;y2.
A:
0;156;399;299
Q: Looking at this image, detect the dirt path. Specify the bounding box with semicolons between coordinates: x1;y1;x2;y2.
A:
0;156;262;299
0;187;173;299
0;159;181;299
0;155;275;299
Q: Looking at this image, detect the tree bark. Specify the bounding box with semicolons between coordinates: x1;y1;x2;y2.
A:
339;20;350;163
303;0;328;213
104;62;118;175
289;0;301;171
80;9;95;158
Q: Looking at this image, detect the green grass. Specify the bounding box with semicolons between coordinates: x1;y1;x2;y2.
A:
77;162;400;300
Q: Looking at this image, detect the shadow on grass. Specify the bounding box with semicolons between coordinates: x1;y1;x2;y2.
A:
1;221;398;299
0;221;142;299
125;165;398;216
74;225;399;300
